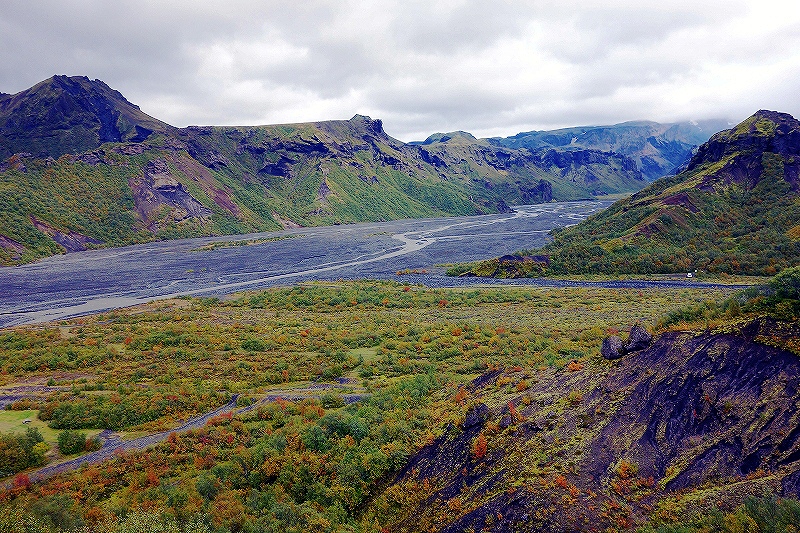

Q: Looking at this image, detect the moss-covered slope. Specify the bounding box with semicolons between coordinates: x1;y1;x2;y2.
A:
472;110;800;277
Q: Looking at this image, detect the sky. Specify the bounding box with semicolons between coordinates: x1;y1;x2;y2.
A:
1;1;799;141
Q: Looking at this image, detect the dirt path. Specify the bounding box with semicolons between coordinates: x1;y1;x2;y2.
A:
1;395;239;489
3;384;371;489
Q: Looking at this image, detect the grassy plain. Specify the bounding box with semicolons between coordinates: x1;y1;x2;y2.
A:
0;410;57;442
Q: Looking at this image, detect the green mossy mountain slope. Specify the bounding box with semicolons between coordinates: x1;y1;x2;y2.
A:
465;110;800;277
0;75;174;159
0;76;650;265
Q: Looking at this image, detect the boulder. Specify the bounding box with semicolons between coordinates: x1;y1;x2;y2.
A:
625;324;653;352
601;336;625;360
463;403;490;430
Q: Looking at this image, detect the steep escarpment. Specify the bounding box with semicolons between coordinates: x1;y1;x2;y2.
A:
368;318;800;532
414;131;645;202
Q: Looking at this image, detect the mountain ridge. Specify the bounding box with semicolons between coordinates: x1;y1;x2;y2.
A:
0;76;720;265
488;118;731;181
0;75;174;159
462;109;800;278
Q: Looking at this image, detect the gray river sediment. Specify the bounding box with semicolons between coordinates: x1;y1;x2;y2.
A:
0;200;742;328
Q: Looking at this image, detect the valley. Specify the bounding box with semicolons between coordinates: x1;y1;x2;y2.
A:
0;76;725;266
0;76;798;533
0;200;747;329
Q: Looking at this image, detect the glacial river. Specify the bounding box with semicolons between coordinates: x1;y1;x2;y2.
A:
0;200;737;327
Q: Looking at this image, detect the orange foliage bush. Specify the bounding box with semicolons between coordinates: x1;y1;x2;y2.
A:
567;361;584;371
472;433;487;459
453;387;468;404
616;460;637;480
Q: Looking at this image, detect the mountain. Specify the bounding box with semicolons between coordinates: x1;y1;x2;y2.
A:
413;130;645;201
0;75;174;158
466;110;800;277
489;119;730;181
368;317;800;532
0;76;651;265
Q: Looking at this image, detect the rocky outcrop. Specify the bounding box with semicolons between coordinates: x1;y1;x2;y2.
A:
383;318;800;532
130;158;212;230
527;179;552;203
624;324;653;351
601;325;653;359
601;335;625;359
588;318;800;492
28;216;103;252
317;179;332;201
0;153;31;173
496;199;514;213
0;234;25;260
688;110;800;191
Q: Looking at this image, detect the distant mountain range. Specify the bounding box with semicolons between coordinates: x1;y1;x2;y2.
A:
486;118;731;181
465;109;800;277
0;75;726;264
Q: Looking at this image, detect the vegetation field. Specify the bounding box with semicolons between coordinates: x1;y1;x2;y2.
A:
0;281;744;532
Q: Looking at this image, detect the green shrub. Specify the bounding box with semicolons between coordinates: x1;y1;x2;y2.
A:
0;427;47;477
770;265;800;300
57;429;87;455
639;495;800;532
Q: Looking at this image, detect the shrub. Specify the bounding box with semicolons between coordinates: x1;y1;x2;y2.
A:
472;433;487;459
30;494;85;530
57;429;87;455
241;338;267;351
770;265;800;300
0;427;47;477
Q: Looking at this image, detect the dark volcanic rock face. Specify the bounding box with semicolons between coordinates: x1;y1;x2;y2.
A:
28;215;103;252
588;319;800;491
382;318;800;533
601;335;624;359
129;158;212;230
688;110;800;191
624;324;652;352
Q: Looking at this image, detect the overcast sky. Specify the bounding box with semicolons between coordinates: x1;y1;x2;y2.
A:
1;0;798;141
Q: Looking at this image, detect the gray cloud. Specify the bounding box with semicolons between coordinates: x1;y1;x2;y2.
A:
1;0;799;141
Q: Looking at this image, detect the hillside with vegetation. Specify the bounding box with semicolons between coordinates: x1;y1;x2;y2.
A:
0;75;703;266
412;130;645;201
0;75;174;159
458;110;800;278
0;271;798;532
